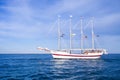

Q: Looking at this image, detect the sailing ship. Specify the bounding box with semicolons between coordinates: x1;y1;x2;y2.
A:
38;16;107;59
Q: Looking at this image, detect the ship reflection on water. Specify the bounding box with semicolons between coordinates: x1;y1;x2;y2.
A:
49;59;105;79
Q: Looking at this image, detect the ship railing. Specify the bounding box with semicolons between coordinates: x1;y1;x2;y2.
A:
60;48;107;53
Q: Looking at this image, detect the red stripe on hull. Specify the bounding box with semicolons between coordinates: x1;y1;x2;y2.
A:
53;54;101;57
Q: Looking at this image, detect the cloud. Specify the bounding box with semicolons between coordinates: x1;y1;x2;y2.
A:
0;0;51;39
94;13;120;36
0;0;120;53
97;13;120;27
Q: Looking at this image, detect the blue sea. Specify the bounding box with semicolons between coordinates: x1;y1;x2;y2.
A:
0;54;120;80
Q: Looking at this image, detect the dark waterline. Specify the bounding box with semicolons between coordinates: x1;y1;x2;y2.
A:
0;54;120;80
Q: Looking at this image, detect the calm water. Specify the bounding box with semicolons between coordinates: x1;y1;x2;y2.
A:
0;54;120;80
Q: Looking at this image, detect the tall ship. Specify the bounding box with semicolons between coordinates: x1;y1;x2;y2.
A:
38;16;107;59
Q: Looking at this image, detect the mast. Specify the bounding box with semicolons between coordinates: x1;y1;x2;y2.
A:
91;17;95;49
58;15;61;50
69;15;72;50
80;17;83;53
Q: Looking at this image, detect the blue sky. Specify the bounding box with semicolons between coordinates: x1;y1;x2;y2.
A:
0;0;120;53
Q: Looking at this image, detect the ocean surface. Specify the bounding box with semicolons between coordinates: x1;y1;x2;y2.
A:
0;54;120;80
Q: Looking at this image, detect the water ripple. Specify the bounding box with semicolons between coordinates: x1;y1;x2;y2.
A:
0;54;120;80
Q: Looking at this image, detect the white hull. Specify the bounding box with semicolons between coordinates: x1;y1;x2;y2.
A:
52;54;101;59
51;51;104;59
37;47;107;59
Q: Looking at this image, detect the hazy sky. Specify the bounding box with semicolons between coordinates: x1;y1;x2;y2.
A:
0;0;120;53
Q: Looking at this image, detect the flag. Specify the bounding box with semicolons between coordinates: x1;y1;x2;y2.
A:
60;34;65;37
96;35;99;37
83;35;87;38
71;33;76;37
84;36;87;38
